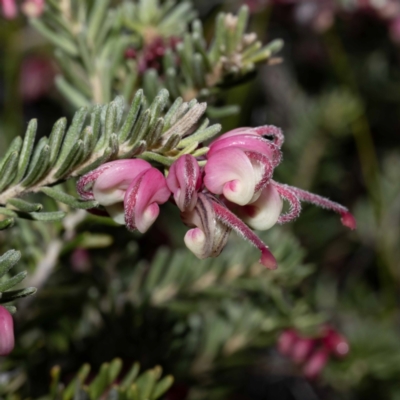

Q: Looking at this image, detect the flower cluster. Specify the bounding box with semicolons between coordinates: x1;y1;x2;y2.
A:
77;125;355;269
277;326;349;379
0;306;14;356
125;36;181;74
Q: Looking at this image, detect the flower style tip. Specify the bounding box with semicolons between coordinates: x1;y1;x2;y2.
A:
260;248;278;270
340;211;357;230
124;168;170;233
0;306;14;356
166;154;202;212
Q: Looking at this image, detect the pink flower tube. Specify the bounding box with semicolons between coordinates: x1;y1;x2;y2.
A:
0;306;14;356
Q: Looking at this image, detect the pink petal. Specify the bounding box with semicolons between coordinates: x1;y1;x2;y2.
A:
292;338;315;364
0;306;14;356
237;184;283;230
208;133;279;163
204;148;257;206
303;350;329;379
166;154;202;212
184;228;208;259
93;159;152;206
278;330;298;356
124;168;171;233
181;193;230;259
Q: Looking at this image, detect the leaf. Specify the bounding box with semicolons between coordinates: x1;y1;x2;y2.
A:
40;187;98;209
0;287;37;302
0;250;21;277
15;119;37;183
7;198;42;213
0;272;28;292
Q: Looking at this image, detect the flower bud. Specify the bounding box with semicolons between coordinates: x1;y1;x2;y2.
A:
181;194;230;259
0;306;14;356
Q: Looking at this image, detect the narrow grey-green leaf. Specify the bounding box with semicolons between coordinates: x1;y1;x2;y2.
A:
0;271;27;292
56;107;88;168
90;105;102;145
30;19;78;56
0;218;14;231
149;89;169;126
139;152;173;167
88;363;110;400
0;250;21;277
178;124;221;147
163;97;183;131
28;211;66;222
76;147;112;175
48;117;67;167
134;369;156;400
108;358;123;385
40;187;98;209
0;287;37;302
55;76;90;109
87;0;111;44
0;152;19;192
55;140;84;179
121;363;140;389
21;144;50;187
7;198;42;212
151;376;174;400
130;109;151;145
119;89;144;143
0;136;22;172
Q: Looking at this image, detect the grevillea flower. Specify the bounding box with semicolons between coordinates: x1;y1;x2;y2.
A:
0;306;14;356
277;325;349;379
0;0;17;19
166;154;202;212
204;126;283;206
77;159;170;233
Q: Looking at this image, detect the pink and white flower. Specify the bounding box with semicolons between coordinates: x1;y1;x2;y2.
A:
77;159;170;233
0;306;14;356
204;126;283;206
